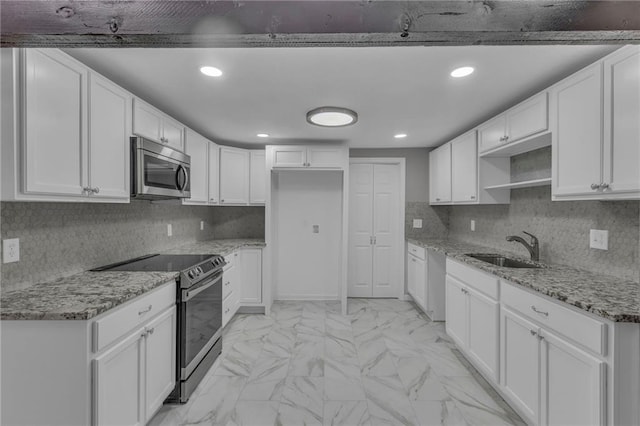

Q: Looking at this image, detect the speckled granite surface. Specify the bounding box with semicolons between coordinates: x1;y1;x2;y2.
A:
1;239;265;321
162;239;265;257
409;238;640;323
0;271;178;320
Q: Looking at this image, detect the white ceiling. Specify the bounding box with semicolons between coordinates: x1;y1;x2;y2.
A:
66;45;617;149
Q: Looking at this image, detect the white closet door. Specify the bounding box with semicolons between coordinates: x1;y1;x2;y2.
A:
348;164;374;297
371;164;400;297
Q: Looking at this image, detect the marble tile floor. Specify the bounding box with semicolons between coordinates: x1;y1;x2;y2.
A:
149;299;524;426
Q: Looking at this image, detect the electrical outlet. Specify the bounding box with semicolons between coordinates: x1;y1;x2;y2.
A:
200;221;204;231
312;225;319;233
470;220;476;232
3;238;20;263
589;229;609;250
167;224;173;237
413;219;423;229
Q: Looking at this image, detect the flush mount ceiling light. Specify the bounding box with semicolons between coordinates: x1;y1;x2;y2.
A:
257;133;269;138
394;133;408;139
450;66;474;78
306;107;358;127
200;66;223;77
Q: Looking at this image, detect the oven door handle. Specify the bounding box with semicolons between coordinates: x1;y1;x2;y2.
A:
183;272;222;302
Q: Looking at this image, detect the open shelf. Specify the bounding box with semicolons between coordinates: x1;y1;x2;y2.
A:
484;177;551;190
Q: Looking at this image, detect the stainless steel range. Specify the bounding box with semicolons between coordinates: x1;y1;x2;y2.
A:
93;253;226;403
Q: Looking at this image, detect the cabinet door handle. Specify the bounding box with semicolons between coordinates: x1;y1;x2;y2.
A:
591;183;600;190
470;195;475;199
436;198;441;201
600;183;609;190
82;187;91;195
138;305;153;315
92;187;100;194
529;330;538;337
411;258;416;262
530;305;548;317
147;327;154;336
221;199;225;203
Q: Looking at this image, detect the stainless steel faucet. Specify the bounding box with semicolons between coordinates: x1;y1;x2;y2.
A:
506;231;539;261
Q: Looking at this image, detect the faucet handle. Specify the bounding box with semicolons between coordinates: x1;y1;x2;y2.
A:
522;231;538;244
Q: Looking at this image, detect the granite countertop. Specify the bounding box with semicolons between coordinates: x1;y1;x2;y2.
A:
408;238;640;323
1;238;265;321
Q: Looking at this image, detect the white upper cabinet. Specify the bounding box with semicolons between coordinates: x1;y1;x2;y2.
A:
429;143;451;204
552;45;639;200
219;146;250;205
249;150;266;204
183;128;210;204
22;49;87;197
88;73;131;200
133;98;184;151
13;49;130;202
478;92;549;155
478;115;506;153
208;141;220;204
602;46;640;196
271;145;344;168
451;130;478;203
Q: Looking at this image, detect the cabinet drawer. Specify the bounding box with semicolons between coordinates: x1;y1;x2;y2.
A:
224;251;238;269
407;243;425;260
222;272;234;299
446;258;499;300
222;289;238;325
501;281;607;356
93;281;176;352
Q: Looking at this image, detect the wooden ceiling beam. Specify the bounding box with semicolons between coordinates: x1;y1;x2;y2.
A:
1;1;639;47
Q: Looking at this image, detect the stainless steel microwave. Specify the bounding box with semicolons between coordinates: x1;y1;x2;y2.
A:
130;137;191;200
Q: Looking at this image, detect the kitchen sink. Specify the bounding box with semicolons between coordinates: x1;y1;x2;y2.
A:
465;253;543;269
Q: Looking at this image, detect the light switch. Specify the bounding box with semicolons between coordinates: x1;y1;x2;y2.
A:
589;229;608;250
412;219;422;229
313;225;319;233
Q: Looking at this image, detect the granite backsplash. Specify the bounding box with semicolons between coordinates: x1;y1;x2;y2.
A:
0;202;264;292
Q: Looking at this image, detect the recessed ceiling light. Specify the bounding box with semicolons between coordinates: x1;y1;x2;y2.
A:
450;66;474;78
306;107;358;127
200;66;223;77
257;133;269;138
394;133;408;139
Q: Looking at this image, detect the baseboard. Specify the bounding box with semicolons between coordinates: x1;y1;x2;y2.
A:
237;306;265;314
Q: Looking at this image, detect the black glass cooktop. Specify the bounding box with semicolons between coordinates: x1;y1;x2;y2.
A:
92;254;215;273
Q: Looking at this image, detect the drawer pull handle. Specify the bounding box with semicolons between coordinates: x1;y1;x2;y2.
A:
146;327;155;336
138;305;153;315
530;305;548;317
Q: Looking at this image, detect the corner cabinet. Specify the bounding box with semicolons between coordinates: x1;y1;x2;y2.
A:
183;128;219;205
2;48;131;202
219;147;250;205
552;45;640;200
132;98;184;151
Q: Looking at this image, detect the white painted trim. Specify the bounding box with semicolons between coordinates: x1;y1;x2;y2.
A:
348;157;406;300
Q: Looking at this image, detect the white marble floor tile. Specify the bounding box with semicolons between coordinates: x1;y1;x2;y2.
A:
411;400;470;426
397;357;449;401
325;375;366;401
324;401;371;426
147;301;523;426
178;375;246;425
228;401;280;426
278;376;324;425
440;376;525;426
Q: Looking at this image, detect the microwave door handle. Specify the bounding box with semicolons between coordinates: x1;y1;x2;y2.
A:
176;165;188;191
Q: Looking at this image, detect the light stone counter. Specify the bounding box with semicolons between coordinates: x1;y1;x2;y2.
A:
0;239;265;320
409;238;640;323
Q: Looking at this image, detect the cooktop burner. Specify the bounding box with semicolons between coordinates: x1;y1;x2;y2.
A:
92;254;216;273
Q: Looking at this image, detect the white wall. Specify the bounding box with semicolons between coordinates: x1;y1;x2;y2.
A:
272;170;343;300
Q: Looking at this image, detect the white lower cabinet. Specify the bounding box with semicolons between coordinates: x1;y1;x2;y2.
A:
500;293;605;426
241;248;262;305
445;259;500;382
407;243;446;321
93;298;176;426
443;262;632;426
223;251;240;327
